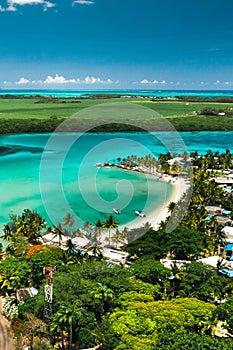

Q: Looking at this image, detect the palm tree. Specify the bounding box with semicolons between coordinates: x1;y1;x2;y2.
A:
65;239;77;255
86;230;103;259
2;209;46;244
63;213;75;227
83;221;93;235
167;201;176;213
102;215;118;247
91;283;113;320
51;303;82;350
111;229;125;249
1;223;14;241
63;213;76;238
95;219;103;235
52;224;64;246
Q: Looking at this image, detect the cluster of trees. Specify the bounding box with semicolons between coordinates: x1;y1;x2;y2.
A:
175;96;233;103
199;107;233;116
1;206;233;349
117;152;185;175
1;113;233;135
0;117;64;135
1;230;233;349
191;149;233;170
170;114;233;131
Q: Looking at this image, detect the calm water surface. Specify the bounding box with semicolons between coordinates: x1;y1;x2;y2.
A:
0;131;233;229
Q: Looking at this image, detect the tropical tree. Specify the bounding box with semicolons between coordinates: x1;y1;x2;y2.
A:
4;231;30;257
51;303;97;349
86;230;103;259
2;209;46;244
131;257;171;298
102;215;118;247
95;219;103;235
167;201;176;213
51;224;65;246
62;213;78;238
178;262;227;302
215;297;233;335
1;223;14;241
65;239;77;255
0;257;30;294
96;298;216;350
90;283;114;320
111;229;125;248
83;221;93;234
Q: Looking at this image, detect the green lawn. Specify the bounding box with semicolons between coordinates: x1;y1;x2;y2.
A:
135;101;233;117
0;97;233;132
0;98;112;119
0;98;232;119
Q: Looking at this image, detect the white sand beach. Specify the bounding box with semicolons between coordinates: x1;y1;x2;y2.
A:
120;176;190;231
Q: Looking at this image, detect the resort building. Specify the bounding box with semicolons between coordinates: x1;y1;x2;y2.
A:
223;226;233;242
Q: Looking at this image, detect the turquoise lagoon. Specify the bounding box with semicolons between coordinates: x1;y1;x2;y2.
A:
1;89;233;98
0;131;233;229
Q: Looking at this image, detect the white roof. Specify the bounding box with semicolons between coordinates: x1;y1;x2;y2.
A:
160;259;190;269
167;157;184;165
103;248;128;261
212;177;233;184
197;256;228;268
223;226;233;236
72;236;90;247
42;232;69;244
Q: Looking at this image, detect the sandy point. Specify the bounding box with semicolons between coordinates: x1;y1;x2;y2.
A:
120;176;191;231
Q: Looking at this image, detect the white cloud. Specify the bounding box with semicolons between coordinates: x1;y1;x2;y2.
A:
73;0;94;5
43;75;113;85
83;76;113;84
43;74;76;84
0;0;55;12
15;77;30;85
5;74;115;86
140;79;166;85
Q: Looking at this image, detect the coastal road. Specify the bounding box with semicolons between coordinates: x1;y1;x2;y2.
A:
0;299;15;350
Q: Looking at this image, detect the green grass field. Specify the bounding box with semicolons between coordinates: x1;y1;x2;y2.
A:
0;98;118;119
0;98;232;119
135;101;233;117
0;97;233;132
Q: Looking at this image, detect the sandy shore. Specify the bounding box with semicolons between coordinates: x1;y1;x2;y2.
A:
120;175;190;231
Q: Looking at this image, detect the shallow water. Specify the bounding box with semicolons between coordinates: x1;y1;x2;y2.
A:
0;131;233;229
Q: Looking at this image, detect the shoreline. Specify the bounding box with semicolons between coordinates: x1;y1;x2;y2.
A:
119;175;190;231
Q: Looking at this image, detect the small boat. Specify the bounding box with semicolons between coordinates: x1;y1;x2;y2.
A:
113;208;121;214
135;210;146;217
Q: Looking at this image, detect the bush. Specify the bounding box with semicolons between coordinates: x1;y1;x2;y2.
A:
2;296;19;320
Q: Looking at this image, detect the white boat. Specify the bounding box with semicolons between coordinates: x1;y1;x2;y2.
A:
135;210;146;217
113;208;121;214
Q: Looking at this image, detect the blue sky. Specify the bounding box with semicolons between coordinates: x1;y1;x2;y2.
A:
0;0;233;89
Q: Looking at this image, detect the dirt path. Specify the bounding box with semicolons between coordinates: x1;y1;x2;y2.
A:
0;298;15;350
